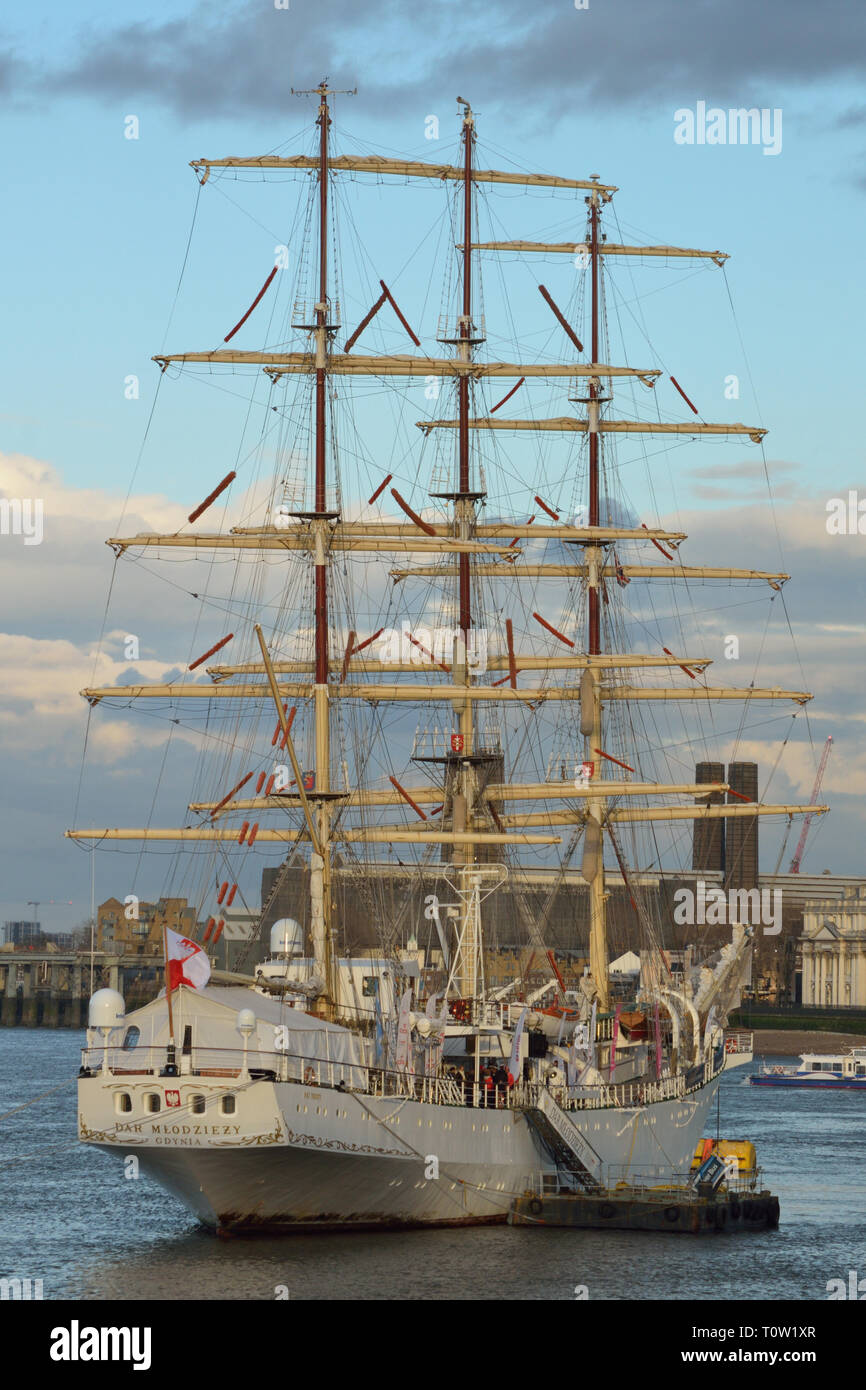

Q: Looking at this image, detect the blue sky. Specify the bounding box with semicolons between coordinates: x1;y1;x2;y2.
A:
2;0;865;933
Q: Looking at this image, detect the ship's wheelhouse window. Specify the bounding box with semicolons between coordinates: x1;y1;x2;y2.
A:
115;1092;132;1114
220;1095;236;1116
145;1093;160;1113
191;1095;206;1114
121;1026;140;1052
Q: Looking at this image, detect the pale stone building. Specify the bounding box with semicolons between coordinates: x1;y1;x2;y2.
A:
801;888;866;1007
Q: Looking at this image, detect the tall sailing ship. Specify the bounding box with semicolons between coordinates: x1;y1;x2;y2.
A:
70;85;825;1230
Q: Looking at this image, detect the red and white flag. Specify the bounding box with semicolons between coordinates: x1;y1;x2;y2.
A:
165;927;211;992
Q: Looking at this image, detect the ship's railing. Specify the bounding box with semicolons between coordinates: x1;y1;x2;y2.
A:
82;1042;482;1105
514;1072;689;1112
724;1031;754;1055
522;1165;764;1199
82;1039;720;1111
81;1043;365;1090
604;1164;763;1196
366;1071;472;1106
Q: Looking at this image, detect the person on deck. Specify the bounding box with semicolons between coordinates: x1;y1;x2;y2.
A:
482;1065;495;1109
493;1064;508;1107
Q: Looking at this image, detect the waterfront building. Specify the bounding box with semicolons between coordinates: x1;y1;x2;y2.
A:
96;897;197;954
3;920;43;946
801;887;866;1007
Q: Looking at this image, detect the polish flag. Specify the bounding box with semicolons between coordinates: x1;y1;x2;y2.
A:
165;928;212;992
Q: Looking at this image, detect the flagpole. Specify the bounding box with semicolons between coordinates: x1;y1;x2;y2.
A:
163;920;175;1042
161;920;179;1078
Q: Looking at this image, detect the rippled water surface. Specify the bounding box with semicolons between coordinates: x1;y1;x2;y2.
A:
2;1029;863;1300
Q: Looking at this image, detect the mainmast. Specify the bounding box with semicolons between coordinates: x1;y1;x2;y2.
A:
452;99;483;1005
457;97;474;636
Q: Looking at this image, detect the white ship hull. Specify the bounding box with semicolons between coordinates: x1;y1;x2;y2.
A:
80;1071;722;1231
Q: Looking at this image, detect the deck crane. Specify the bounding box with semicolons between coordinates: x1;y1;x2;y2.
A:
788;735;833;873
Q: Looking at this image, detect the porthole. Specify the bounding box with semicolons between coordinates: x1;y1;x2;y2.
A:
220;1094;236;1116
145;1093;161;1114
114;1092;132;1115
192;1095;206;1115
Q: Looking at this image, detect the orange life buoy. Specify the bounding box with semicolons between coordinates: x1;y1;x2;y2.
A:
725;1038;737;1053
304;1066;316;1085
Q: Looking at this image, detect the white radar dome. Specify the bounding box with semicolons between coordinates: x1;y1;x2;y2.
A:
270;918;304;957
88;988;126;1029
236;1008;257;1036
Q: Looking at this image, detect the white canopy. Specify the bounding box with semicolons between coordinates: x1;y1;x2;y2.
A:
90;984;367;1088
609;950;641;975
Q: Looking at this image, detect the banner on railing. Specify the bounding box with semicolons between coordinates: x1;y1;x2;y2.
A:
508;1008;527;1086
394;988;412;1071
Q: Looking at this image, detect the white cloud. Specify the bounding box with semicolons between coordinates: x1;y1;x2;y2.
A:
0;632;199;766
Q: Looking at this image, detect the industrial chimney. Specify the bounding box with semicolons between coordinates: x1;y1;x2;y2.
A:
725;762;759;891
693;762;725;873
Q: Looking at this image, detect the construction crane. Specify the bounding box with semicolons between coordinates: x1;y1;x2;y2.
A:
788;735;833;874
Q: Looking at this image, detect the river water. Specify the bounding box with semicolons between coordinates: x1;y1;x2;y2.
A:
1;1029;863;1301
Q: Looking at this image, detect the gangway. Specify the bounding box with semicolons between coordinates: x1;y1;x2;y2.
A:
520;1085;603;1192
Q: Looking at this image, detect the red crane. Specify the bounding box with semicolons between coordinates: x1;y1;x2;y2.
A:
789;735;833;873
